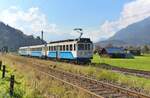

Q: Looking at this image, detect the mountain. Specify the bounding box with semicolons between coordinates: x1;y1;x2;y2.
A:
0;22;46;51
97;40;128;47
97;17;150;46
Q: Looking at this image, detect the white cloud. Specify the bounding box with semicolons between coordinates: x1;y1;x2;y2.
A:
1;0;150;43
91;0;150;42
0;6;58;41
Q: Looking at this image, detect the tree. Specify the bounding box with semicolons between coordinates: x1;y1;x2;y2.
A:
142;45;150;54
94;45;102;54
2;46;8;53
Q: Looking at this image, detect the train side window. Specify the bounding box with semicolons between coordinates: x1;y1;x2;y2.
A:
33;48;36;51
66;45;69;51
70;44;72;51
87;44;90;50
32;48;34;51
50;46;52;51
39;48;42;51
74;44;76;51
52;46;54;51
54;46;56;51
36;48;42;51
63;45;65;51
57;45;59;51
60;45;62;51
53;46;54;51
51;46;53;51
49;46;51;51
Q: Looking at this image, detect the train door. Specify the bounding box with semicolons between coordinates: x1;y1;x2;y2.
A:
42;44;47;58
27;47;30;56
56;45;59;60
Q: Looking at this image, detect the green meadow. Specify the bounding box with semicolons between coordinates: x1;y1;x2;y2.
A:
92;54;150;71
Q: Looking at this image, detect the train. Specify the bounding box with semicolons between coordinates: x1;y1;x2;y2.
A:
18;38;93;63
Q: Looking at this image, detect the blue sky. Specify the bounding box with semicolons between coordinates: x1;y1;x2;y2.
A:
0;0;149;42
0;0;129;26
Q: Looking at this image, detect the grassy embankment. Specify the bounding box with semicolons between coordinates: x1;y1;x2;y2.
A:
1;54;150;97
92;54;150;71
14;54;150;95
0;55;95;98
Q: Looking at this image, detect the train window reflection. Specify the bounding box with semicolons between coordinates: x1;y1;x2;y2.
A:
70;44;72;51
74;44;76;51
87;44;90;50
63;45;65;51
66;45;69;51
78;44;84;50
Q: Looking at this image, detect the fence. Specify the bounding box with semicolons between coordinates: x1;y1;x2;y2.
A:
0;61;15;97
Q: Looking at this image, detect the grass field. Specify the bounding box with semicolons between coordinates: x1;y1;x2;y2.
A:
92;54;150;71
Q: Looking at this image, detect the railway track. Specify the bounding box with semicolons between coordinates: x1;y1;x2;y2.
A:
92;63;150;78
3;54;150;98
31;63;150;98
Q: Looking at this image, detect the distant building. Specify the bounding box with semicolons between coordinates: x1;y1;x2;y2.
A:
100;47;134;58
128;49;141;56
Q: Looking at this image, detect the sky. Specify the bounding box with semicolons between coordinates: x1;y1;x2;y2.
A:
0;0;150;42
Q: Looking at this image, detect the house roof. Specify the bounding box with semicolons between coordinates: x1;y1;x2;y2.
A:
105;47;125;54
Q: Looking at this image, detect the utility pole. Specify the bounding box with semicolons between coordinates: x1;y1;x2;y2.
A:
41;30;44;41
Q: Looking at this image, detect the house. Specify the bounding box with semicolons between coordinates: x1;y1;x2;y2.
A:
100;47;134;58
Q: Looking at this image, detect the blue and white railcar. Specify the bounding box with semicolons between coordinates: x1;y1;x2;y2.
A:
29;45;46;58
47;38;93;63
18;46;30;56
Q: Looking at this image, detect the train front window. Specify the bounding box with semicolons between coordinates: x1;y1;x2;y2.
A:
85;44;88;50
87;44;91;50
78;44;84;50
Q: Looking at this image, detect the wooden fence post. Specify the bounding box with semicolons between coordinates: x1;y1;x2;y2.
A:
2;65;5;78
10;75;15;96
0;61;2;70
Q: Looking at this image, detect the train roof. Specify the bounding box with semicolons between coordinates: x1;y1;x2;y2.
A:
29;44;45;48
19;44;45;49
49;38;92;44
19;46;29;49
19;38;92;49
